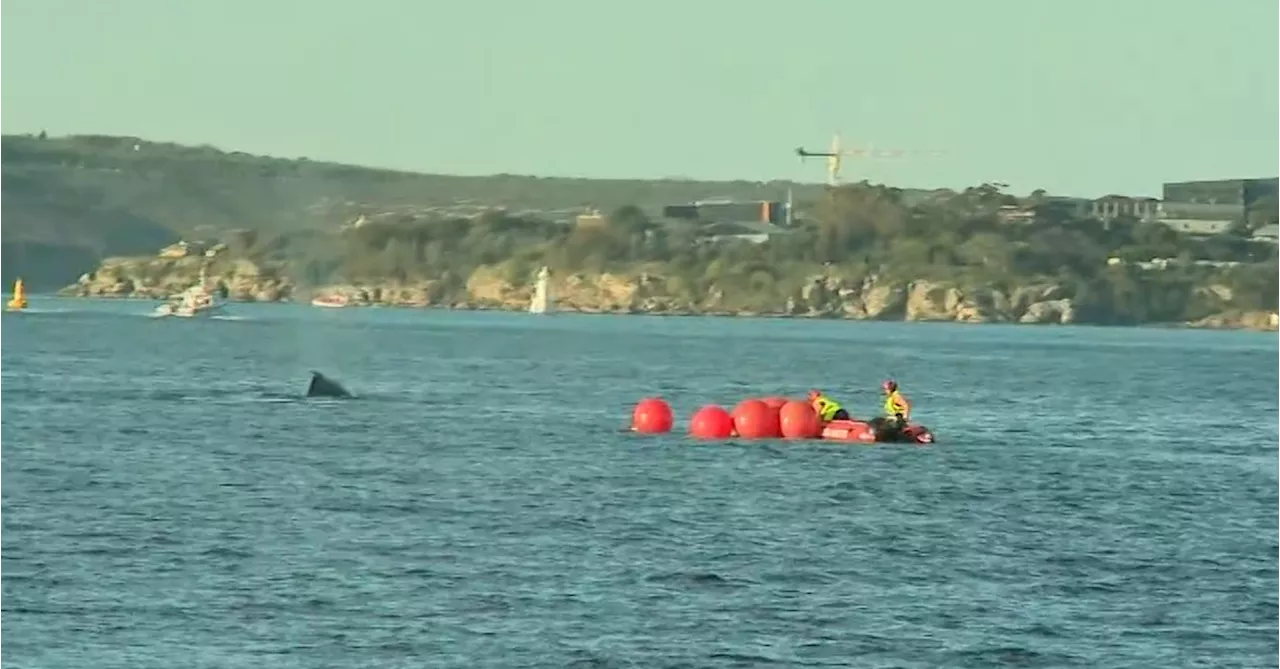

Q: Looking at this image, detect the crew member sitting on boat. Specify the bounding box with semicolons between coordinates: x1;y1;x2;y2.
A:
878;379;912;430
807;389;850;422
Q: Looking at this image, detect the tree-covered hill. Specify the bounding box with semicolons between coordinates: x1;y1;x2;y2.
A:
2;133;831;289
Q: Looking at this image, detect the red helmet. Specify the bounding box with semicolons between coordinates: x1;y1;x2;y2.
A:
882;379;898;393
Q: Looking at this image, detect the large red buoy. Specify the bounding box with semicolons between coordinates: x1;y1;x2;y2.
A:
761;396;789;410
631;397;674;434
689;405;735;439
731;398;761;421
779;400;822;439
733;398;782;439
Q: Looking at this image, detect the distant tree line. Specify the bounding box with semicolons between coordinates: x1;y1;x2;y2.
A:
230;181;1278;323
4;133;1276;323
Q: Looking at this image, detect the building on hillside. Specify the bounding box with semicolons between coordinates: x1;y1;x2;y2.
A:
1159;177;1278;227
694;221;782;246
1163;178;1278;208
999;194;1144;224
158;240;207;258
575;209;606;227
1252;223;1279;244
1089;195;1160;221
996;204;1037;223
661;199;789;226
1160;218;1235;237
997;194;1152;224
1008;196;1092;223
659;198;795;244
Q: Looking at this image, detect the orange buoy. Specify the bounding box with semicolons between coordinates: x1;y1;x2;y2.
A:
631;397;674;434
733;398;782;439
689;405;735;439
761;396;789;410
779;400;822;439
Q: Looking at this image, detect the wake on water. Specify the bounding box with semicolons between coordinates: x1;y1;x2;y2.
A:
8;297;363;404
5;305;255;322
148;315;251;321
3;306;78;315
14;385;375;405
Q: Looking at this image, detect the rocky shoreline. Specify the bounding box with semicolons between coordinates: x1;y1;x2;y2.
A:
59;255;1280;331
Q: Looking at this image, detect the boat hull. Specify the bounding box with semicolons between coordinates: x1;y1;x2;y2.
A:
311;298;349;308
153;302;228;318
820;418;935;445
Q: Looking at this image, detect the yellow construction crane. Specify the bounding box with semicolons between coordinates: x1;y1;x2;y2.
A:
795;133;943;186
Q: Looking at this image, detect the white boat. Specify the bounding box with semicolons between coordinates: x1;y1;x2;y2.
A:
153;268;227;318
311;294;350;308
529;266;553;315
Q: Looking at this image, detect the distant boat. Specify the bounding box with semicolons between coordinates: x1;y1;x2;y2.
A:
6;278;28;311
529;266;553;315
311;294;350;308
152;267;226;318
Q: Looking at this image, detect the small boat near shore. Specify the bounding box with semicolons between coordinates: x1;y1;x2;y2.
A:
153;268;226;318
311;294;350;308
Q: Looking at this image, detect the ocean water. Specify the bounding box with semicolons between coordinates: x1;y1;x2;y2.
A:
2;297;1277;669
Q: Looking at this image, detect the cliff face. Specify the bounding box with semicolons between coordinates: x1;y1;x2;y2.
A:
59;256;1277;331
61;256;294;303
793;275;1077;324
1188;310;1280;331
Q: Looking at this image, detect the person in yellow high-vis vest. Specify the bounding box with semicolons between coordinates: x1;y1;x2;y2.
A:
880;379;912;428
807;389;851;422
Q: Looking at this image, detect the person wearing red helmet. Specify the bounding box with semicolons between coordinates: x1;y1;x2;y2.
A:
807;389;850;422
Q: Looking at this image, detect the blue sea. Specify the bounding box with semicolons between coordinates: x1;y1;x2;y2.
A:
3;297;1277;668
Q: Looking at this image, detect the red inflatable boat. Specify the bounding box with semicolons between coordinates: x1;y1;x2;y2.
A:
820;418;935;445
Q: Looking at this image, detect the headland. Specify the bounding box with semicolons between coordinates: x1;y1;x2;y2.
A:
5;133;1275;330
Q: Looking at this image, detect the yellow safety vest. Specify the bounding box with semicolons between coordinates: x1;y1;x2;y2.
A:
814;396;843;421
884;391;909;418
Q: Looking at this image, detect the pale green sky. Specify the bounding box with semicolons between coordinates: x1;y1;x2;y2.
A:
3;0;1277;197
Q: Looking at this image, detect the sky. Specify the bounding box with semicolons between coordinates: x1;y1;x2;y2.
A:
2;0;1277;198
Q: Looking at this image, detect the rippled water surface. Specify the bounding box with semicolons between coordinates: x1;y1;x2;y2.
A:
3;298;1277;668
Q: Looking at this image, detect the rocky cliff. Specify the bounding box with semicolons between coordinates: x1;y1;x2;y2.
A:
59;255;1277;331
60;256;293;303
791;274;1078;324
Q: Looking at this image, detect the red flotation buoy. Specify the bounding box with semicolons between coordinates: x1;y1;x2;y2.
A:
733;398;782;439
731;398;761;422
631;397;674;434
689;405;735;439
779;400;822;439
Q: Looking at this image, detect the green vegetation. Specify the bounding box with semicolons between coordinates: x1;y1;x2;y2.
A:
1;133;826;289
294;182;1275;323
8;133;1277;325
